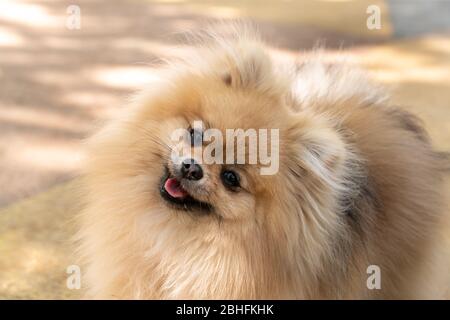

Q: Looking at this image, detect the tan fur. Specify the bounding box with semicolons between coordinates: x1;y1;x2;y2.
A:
77;26;449;299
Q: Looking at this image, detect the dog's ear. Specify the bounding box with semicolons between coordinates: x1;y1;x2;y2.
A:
223;42;271;88
287;114;347;181
221;42;285;95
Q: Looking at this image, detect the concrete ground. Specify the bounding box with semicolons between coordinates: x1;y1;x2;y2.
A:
0;0;449;299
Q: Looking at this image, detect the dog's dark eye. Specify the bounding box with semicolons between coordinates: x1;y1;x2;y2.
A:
221;170;240;189
189;127;203;147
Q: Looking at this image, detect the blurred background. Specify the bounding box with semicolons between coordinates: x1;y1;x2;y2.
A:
0;0;449;299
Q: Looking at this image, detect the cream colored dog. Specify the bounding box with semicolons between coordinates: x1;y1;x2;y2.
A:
78;26;449;299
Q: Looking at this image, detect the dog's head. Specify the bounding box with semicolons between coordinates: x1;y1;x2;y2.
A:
84;32;354;298
94;39;346;225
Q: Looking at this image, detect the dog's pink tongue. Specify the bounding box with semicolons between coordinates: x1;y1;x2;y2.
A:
164;178;188;198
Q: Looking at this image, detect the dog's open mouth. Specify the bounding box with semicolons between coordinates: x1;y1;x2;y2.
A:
160;168;213;213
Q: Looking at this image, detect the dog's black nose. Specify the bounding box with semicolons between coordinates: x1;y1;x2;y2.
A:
181;158;203;181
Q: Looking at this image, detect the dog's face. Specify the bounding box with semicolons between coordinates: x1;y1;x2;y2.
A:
140;71;287;222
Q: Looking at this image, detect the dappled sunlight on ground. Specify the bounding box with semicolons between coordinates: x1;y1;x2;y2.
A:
89;66;161;90
0;25;26;46
0;0;63;28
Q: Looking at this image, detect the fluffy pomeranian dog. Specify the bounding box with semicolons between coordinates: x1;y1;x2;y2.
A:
78;26;449;299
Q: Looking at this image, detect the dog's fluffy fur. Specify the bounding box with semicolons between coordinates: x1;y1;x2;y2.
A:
78;26;448;299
